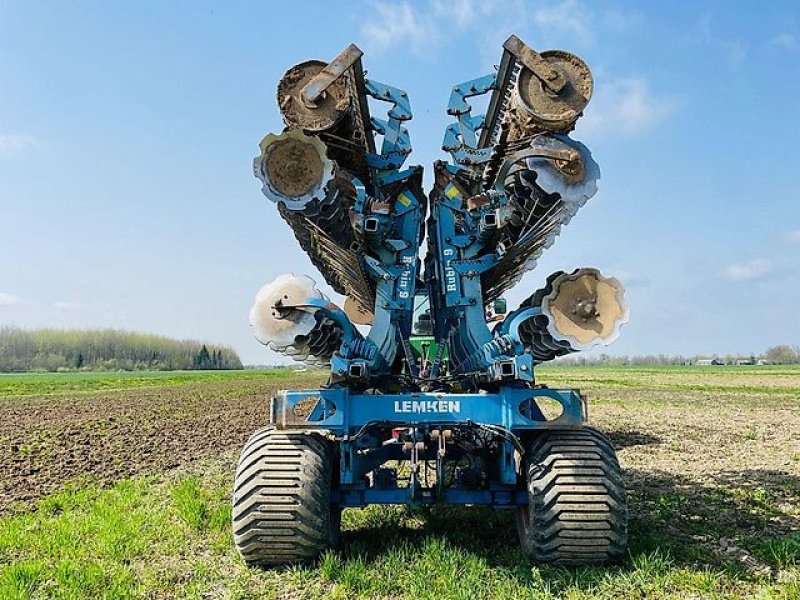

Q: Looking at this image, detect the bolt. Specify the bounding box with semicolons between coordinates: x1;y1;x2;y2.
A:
470;298;476;305
521;365;528;371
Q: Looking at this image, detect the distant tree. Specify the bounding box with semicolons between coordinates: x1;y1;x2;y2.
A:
765;345;799;364
0;327;243;372
195;344;212;369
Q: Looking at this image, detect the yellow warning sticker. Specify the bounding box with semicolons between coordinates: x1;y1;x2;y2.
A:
445;184;460;199
396;192;412;207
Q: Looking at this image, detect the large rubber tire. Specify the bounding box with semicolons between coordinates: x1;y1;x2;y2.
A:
232;427;339;566
516;427;628;565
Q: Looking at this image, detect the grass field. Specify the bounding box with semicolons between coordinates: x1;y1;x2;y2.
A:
0;369;305;398
1;366;798;599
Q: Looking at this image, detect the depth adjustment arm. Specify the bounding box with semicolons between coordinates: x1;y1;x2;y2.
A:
442;73;497;167
365;79;413;172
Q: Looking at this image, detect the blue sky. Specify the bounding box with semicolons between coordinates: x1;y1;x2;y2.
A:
1;0;798;364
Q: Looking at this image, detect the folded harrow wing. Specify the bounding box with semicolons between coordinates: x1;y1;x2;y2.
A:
235;35;630;567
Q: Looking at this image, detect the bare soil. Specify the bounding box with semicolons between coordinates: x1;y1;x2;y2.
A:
2;367;798;555
0;375;325;512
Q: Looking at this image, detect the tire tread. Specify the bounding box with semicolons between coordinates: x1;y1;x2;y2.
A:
232;427;337;566
517;427;628;565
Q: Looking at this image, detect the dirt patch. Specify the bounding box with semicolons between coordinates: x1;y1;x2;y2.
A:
0;375;325;512
3;368;798;525
587;389;800;478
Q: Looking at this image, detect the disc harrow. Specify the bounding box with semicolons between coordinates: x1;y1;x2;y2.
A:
238;34;630;568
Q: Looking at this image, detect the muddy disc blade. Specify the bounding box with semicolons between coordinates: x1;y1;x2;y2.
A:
344;296;374;325
277;59;353;133
525;134;600;208
541;268;629;350
253;129;335;211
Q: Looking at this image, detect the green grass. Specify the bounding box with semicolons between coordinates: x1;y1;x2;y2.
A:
3;364;797;399
0;369;319;398
1;365;798;598
1;462;798;599
754;535;800;569
536;364;800;396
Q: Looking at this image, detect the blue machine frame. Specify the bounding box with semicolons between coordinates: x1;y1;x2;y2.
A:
271;386;585;507
260;41;596;510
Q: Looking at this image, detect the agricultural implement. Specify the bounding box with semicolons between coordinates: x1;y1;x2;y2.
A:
235;35;630;566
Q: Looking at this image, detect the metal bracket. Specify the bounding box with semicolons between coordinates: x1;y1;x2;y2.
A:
364;79;413;172
447;74;497;117
503;34;565;94
300;43;364;107
450;255;498;276
442;74;497;167
365;80;412;121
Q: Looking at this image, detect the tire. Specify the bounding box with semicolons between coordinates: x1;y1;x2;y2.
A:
232;427;339;566
516;427;628;565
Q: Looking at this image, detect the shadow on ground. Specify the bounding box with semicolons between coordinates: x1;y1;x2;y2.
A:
338;446;799;589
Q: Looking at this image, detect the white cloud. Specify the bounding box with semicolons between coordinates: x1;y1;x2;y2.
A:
0;134;40;156
431;0;502;29
359;1;665;138
689;13;747;69
0;292;23;306
770;32;798;51
361;0;636;56
360;2;438;56
533;0;593;46
723;260;773;281
580;77;680;137
54;301;80;312
788;229;800;244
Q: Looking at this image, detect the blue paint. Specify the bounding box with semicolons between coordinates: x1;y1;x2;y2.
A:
263;49;593;509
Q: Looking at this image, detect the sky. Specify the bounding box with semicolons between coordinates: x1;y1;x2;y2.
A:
1;0;799;365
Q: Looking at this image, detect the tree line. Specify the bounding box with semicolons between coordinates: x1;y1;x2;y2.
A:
553;345;800;366
0;327;243;372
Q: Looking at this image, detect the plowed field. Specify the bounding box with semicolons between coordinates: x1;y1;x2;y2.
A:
0;366;798;599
